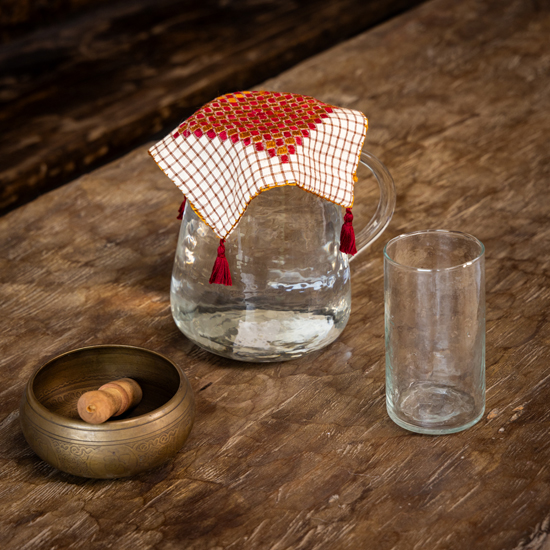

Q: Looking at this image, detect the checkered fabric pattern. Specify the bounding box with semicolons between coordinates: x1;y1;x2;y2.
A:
149;91;367;239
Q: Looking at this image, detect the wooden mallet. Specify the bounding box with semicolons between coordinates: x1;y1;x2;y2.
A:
77;378;142;424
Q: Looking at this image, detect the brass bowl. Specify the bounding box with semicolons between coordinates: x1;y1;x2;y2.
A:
20;345;195;479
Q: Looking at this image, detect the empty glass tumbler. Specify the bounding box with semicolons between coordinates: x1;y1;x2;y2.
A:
384;230;485;434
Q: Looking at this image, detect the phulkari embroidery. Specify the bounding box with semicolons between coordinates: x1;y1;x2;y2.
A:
172;91;335;164
149;90;368;285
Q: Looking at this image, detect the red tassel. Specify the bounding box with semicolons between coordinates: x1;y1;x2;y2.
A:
339;208;357;255
177;198;186;220
209;239;232;286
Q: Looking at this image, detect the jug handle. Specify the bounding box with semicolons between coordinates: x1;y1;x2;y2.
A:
350;150;396;261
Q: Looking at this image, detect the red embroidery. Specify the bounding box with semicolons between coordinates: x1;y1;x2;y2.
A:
173;91;335;164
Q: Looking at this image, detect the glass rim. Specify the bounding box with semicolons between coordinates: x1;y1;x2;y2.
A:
383;229;485;272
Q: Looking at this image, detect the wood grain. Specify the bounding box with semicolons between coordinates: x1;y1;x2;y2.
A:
0;0;422;214
1;0;549;548
0;0;112;42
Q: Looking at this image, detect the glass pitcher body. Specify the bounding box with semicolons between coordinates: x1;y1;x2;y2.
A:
171;185;350;361
171;151;395;362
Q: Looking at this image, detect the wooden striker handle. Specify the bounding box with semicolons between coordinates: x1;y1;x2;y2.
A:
77;378;142;424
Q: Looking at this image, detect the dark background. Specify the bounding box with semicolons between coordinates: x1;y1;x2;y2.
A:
0;0;425;215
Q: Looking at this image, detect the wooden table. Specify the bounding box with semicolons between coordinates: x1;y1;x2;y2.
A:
1;0;549;548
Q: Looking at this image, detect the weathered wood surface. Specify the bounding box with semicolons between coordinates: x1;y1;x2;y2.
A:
1;0;550;548
0;0;422;214
0;0;111;43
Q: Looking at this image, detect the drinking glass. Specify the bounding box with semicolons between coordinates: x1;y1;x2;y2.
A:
384;230;485;434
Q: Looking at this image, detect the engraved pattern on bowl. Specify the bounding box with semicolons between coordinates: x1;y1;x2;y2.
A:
20;345;195;479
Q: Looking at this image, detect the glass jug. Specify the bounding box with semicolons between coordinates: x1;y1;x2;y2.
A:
171;150;396;362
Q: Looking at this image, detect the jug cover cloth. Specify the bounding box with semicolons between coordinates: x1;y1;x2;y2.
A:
149;90;368;240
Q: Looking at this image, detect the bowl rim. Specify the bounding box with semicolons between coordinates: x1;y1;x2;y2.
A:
23;344;192;431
